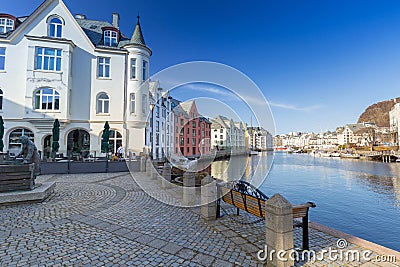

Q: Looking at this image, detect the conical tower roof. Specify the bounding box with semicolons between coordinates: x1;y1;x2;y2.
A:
131;15;146;46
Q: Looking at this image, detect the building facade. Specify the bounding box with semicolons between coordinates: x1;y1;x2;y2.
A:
211;115;246;151
172;100;211;158
389;102;400;147
0;0;161;158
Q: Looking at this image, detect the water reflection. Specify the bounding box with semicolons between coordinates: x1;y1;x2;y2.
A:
211;152;400;251
210;152;274;187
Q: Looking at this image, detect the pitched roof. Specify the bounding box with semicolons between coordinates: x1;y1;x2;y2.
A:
75;18;130;48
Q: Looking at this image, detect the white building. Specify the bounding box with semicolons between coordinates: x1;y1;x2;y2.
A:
211;115;246;151
248;127;273;151
145;83;173;160
0;0;163;158
389;102;400;147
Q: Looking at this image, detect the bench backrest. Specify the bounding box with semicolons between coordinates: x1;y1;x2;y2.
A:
219;181;315;219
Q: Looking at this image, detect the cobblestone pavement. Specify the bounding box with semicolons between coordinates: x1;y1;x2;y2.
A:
0;172;398;266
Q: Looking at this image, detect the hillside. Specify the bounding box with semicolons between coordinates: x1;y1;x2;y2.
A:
358;97;400;127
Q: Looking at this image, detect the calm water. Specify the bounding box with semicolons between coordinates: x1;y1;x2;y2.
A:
210;152;400;251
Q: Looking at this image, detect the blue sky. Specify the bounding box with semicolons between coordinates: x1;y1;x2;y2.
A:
4;0;400;134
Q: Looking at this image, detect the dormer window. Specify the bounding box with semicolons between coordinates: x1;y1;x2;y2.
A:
104;30;118;47
47;16;64;38
0;18;14;34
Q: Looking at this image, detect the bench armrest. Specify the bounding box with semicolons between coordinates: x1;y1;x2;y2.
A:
293;202;316;209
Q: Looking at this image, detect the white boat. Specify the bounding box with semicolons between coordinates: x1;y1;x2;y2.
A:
249;150;258;155
331;152;341;157
340;153;360;159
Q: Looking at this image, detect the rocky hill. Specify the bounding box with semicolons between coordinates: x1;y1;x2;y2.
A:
358;97;400;127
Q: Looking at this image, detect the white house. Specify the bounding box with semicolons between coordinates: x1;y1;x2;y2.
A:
211;115;246;151
0;0;163;158
389;102;400;147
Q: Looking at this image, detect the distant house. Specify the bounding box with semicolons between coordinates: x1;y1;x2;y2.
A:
248;127;273;151
389;102;400;146
172;100;211;158
211;116;246;151
338;123;377;146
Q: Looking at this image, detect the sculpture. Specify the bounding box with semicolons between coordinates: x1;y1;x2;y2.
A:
15;136;41;174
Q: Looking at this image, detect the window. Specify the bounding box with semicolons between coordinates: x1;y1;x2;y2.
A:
192;138;196;145
156;133;160;145
0;48;5;70
180;137;184;146
98;57;110;78
180;119;184;126
8;128;34;153
104;30;118;47
156;106;160;118
34;88;60;111
142;94;147;113
108;130;122;154
175;126;178;133
220;129;223;133
130;58;136;79
0;89;3;110
142;60;148;80
192;121;196;128
130;93;135;113
35;47;62;71
0;18;14;34
156;121;159;132
48;17;63;38
192;129;196;136
97;93;109;114
180;129;184;136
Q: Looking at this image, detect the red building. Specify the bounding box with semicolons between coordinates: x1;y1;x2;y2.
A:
172;100;211;158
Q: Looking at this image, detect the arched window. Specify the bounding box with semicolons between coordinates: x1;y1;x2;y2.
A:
8;128;34;154
48;16;63;38
0;18;14;34
108;130;122;154
0;89;3;110
97;93;109;114
104;30;118;46
34;88;60;111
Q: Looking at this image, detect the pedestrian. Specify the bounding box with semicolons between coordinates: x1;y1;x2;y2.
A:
117;145;124;158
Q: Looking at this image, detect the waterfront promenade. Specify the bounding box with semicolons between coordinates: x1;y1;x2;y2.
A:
0;172;399;266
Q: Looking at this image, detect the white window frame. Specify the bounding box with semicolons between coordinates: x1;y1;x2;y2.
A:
35;47;62;71
0;18;14;34
0;47;5;71
34;88;60;111
142;60;148;80
130;58;136;79
97;57;110;78
48;17;63;38
97;93;110;114
104;30;118;47
130;93;135;113
0;89;3;111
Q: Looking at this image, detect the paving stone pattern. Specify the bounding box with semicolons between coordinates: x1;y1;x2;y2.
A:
0;172;397;266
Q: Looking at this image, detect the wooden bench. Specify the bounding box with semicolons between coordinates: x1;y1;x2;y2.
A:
216;180;316;250
0;163;36;193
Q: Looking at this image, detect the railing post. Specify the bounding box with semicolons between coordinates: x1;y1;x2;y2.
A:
182;171;196;206
201;175;217;221
161;162;171;189
265;193;294;267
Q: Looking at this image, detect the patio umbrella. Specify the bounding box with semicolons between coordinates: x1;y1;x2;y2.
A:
101;121;110;153
0;116;4;152
52;119;60;157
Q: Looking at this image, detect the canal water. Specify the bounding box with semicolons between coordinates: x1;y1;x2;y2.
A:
210;152;400;251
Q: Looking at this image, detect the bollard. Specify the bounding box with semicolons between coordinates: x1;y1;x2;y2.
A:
140;157;146;172
265;194;294;267
201;175;217;221
161;163;172;189
150;164;158;180
146;159;152;176
182;171;196;206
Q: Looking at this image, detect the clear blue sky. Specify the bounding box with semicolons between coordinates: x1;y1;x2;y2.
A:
4;0;400;134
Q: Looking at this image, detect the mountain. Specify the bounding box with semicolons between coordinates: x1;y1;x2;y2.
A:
358;97;400;127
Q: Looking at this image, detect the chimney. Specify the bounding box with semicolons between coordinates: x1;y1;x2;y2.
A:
112;13;120;28
75;14;86;19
